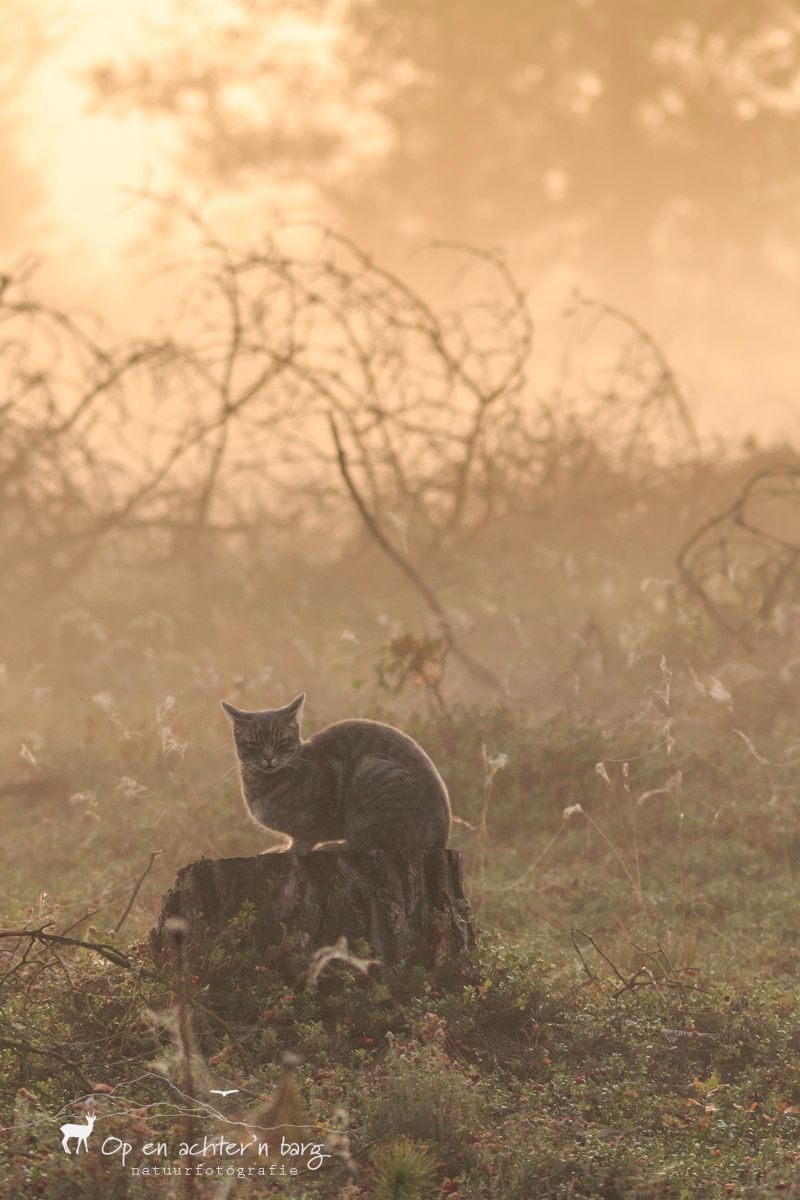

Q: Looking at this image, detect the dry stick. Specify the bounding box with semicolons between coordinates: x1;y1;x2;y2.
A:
0;926;250;1072
0;1036;94;1093
57;909;101;937
327;412;504;694
572;928;630;991
164;919;198;1200
0;926;132;968
570;928;601;988
626;965;666;1000
632;941;690;1004
158;976;250;1075
113;849;163;935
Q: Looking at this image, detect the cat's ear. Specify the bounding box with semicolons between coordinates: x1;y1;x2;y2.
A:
282;693;305;723
221;700;252;723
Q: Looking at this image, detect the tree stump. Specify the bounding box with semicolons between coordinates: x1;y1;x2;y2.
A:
151;849;475;969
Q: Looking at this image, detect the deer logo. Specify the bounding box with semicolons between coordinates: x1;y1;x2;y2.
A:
60;1111;96;1154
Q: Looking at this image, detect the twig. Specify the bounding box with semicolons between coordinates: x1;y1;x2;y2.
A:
0;1036;94;1092
163;918;198;1200
675;464;800;647
572;928;629;991
1;923;251;1073
571;927;601;987
327;412;504;693
113;850;163;934
59;909;101;937
0;926;133;969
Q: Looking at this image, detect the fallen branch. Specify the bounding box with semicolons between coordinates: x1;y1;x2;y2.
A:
328;412;504;694
0;925;133;969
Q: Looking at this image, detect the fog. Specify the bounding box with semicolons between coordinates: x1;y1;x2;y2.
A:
7;0;800;439
5;7;800;1197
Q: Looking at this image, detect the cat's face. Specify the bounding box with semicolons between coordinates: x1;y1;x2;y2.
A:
221;694;304;775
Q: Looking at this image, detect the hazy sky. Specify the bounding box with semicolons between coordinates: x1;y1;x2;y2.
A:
12;0;347;324
8;0;800;443
14;1;204;313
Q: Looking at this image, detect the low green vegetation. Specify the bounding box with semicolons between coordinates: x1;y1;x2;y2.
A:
3;678;800;1198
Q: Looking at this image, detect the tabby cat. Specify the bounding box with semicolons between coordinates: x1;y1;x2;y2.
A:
222;693;451;853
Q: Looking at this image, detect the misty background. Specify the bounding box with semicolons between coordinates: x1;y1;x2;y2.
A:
2;0;798;923
5;8;800;1197
6;0;800;439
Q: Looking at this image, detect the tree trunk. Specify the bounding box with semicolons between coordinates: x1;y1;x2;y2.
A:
151;849;475;969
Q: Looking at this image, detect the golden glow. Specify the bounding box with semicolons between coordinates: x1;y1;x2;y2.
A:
26;2;176;253
15;0;343;322
7;1;800;436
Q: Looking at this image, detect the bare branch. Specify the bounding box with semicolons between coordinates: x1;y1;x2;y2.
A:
328;412;504;693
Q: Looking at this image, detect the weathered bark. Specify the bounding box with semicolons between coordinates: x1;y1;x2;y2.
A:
151;849;475;969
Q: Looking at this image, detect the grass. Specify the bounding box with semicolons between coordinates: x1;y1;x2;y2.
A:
3;663;800;1198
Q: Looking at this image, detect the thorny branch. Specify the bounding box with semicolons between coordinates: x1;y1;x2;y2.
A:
676;464;800;647
0;206;700;613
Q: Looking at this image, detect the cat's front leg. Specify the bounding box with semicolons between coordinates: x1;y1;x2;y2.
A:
260;838;316;853
259;837;294;854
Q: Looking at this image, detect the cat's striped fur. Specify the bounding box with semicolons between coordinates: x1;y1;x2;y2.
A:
222;693;451;853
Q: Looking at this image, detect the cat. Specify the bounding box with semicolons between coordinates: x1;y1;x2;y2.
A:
222;693;451;853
